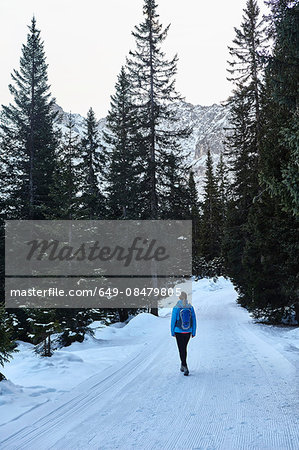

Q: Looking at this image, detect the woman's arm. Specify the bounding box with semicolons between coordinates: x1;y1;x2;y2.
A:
191;306;196;337
170;308;177;336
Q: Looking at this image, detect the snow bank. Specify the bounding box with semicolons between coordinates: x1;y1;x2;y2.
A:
0;313;164;425
195;276;231;292
287;327;299;341
0;380;23;401
120;312;161;336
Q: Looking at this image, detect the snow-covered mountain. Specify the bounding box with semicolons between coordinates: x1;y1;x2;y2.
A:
54;101;231;193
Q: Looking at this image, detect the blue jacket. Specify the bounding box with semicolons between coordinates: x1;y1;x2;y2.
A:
171;300;196;336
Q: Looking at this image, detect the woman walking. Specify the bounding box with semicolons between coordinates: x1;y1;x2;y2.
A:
171;291;196;376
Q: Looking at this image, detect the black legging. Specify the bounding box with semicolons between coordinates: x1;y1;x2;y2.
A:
175;332;191;366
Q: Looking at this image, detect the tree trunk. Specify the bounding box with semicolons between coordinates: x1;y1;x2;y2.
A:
29;47;36;219
150;307;158;317
0;372;7;382
294;302;299;325
47;334;51;357
148;7;158;219
118;308;129;322
43;338;47;357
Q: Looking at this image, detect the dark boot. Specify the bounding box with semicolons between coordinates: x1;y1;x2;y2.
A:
183;365;189;376
180;363;184;372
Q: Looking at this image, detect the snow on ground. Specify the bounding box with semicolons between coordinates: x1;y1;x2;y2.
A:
0;277;298;449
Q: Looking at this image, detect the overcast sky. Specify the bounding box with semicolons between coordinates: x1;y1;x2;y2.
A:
0;0;268;118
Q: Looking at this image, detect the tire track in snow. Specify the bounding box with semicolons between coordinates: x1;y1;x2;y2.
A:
0;338;168;449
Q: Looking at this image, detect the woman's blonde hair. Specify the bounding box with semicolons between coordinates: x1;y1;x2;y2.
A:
179;291;188;306
180;291;187;301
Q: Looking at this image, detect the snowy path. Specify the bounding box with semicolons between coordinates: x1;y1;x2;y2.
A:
1;280;298;449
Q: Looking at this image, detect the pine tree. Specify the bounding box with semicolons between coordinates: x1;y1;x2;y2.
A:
126;0;191;219
227;0;267;158
159;152;190;219
78;108;106;219
6;308;30;343
223;0;267;300
280;111;299;216
265;0;299;110
240;0;299;323
224;0;299;323
242;190;298;323
125;0;192;315
45;115;92;343
0;17;60;344
186;171;201;275
0;220;5;306
27;308;61;357
47;113;81;219
216;151;229;209
223;85;260;294
0;307;18;380
260;1;299;216
199;149;222;261
216;151;229;247
55;309;94;347
0;16;60;220
103;67;146;219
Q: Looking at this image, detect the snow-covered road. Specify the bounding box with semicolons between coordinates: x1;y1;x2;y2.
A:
1;278;298;449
